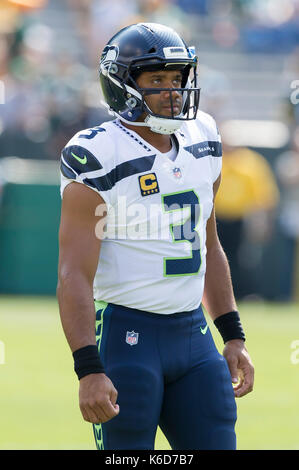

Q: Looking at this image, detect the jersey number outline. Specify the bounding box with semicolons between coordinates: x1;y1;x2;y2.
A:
162;189;202;277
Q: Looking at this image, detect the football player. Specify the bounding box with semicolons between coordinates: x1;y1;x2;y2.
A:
57;23;254;450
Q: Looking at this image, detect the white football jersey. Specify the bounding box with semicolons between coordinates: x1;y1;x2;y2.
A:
60;112;222;314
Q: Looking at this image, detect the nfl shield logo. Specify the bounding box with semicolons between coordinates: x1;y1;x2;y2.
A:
172;167;182;179
126;331;139;346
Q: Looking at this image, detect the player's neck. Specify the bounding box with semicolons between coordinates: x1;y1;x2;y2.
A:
120;120;172;153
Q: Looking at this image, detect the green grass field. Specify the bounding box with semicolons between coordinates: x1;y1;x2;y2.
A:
1;295;299;450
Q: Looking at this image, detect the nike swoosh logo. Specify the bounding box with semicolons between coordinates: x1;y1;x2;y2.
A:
71;152;87;164
200;324;208;335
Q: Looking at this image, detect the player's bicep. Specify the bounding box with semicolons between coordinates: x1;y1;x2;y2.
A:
58;182;107;283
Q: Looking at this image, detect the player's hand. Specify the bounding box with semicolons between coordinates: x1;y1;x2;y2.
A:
79;373;120;424
223;339;254;398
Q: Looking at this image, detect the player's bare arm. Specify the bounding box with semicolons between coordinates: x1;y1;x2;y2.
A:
57;182;119;423
202;174;254;398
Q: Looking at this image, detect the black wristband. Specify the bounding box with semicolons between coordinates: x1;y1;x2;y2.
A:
213;311;246;344
72;345;105;380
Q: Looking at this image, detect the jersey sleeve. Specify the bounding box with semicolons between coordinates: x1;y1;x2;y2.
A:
60;126;116;207
212;124;222;183
206;115;222;183
194;111;222;183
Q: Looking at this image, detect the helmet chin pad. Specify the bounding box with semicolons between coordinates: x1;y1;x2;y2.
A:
117;113;183;135
145;114;183;134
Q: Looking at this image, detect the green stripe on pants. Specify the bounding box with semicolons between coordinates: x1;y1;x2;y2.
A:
93;300;108;450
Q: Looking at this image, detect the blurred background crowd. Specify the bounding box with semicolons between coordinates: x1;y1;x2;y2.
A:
0;0;298;302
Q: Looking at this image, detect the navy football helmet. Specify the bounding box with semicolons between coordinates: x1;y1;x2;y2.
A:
99;23;200;135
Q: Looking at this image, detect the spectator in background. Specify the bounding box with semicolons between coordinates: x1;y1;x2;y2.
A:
215;136;279;299
274;127;299;301
0;12;96;160
0;19;62;159
68;0;141;65
137;0;190;41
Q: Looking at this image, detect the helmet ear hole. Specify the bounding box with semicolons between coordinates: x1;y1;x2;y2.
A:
148;47;157;53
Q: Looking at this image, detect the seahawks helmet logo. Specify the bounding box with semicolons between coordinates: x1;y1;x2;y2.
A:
100;45;119;66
